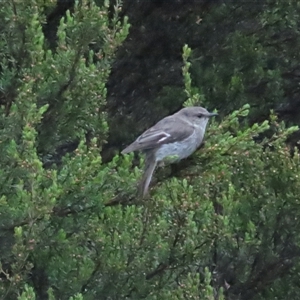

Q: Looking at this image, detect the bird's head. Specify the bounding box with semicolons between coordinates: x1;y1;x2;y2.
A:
178;106;218;128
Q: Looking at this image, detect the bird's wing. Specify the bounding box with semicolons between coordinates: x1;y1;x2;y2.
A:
121;116;194;153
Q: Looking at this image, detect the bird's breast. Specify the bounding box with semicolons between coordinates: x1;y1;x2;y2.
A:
154;128;204;163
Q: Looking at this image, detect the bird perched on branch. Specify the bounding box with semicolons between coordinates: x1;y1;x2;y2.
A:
121;106;217;197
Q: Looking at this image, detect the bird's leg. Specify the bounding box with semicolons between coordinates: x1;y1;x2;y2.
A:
157;161;165;168
160;154;180;167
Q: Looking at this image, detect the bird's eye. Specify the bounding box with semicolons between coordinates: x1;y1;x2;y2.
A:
198;114;203;118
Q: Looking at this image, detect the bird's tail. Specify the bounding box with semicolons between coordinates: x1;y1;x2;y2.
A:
139;154;157;198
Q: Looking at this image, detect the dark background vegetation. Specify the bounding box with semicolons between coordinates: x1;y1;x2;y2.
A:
1;0;300;299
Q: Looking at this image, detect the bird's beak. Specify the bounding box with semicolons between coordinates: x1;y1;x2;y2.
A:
207;112;218;117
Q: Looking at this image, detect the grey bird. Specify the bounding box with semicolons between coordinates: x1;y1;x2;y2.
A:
121;106;217;197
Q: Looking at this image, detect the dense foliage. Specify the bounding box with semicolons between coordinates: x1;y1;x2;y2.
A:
0;1;300;300
106;0;300;154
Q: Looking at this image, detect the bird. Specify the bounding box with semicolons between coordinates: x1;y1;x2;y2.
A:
121;106;217;197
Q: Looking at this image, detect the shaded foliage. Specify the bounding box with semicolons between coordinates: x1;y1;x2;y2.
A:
0;1;300;300
105;0;300;159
